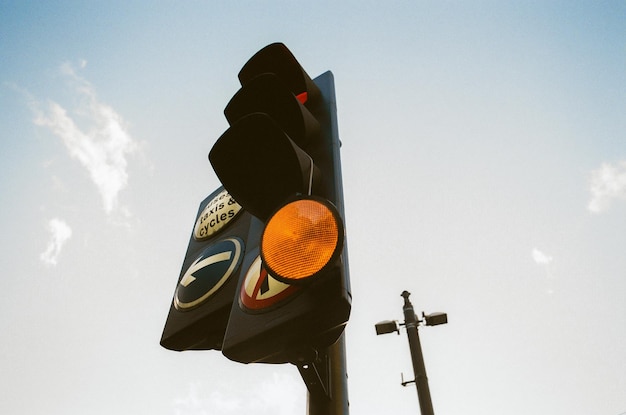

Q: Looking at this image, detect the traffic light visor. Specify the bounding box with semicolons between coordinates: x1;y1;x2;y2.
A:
261;197;344;283
209;113;320;222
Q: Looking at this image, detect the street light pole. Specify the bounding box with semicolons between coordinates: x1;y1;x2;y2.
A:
401;290;435;415
375;291;446;415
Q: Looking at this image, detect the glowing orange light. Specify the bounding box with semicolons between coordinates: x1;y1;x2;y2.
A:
261;198;342;282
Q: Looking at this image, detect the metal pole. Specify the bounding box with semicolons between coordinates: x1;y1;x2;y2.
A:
306;333;349;415
401;291;434;415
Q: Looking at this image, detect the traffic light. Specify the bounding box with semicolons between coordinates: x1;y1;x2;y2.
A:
209;43;351;364
160;187;259;351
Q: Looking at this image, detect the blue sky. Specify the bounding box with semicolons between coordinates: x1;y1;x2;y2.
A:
1;1;625;414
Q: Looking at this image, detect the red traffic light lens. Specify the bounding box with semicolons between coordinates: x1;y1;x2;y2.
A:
261;197;343;282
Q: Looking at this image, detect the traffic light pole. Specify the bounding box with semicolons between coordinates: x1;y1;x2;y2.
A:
305;333;349;415
402;291;435;415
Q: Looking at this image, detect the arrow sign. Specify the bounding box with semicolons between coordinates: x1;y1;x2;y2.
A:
175;238;243;311
180;251;233;287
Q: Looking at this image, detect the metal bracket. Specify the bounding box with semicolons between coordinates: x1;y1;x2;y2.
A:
294;349;331;401
401;372;416;387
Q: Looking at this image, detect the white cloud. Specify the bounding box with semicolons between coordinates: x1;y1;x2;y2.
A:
173;372;303;415
587;160;626;214
173;382;212;415
532;247;555;294
532;247;553;265
33;61;137;215
40;218;72;266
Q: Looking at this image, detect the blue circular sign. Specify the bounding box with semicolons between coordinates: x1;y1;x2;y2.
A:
174;238;243;311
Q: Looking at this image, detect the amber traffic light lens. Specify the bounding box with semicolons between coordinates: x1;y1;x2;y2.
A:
261;197;343;282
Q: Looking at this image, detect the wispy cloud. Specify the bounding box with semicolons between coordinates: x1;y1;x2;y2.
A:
32;61;137;215
532;247;554;294
588;160;626;214
40;218;72;266
173;373;302;415
532;247;553;265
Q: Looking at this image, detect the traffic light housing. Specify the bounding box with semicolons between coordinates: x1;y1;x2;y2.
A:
209;43;351;364
160;43;351;367
160;187;258;351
